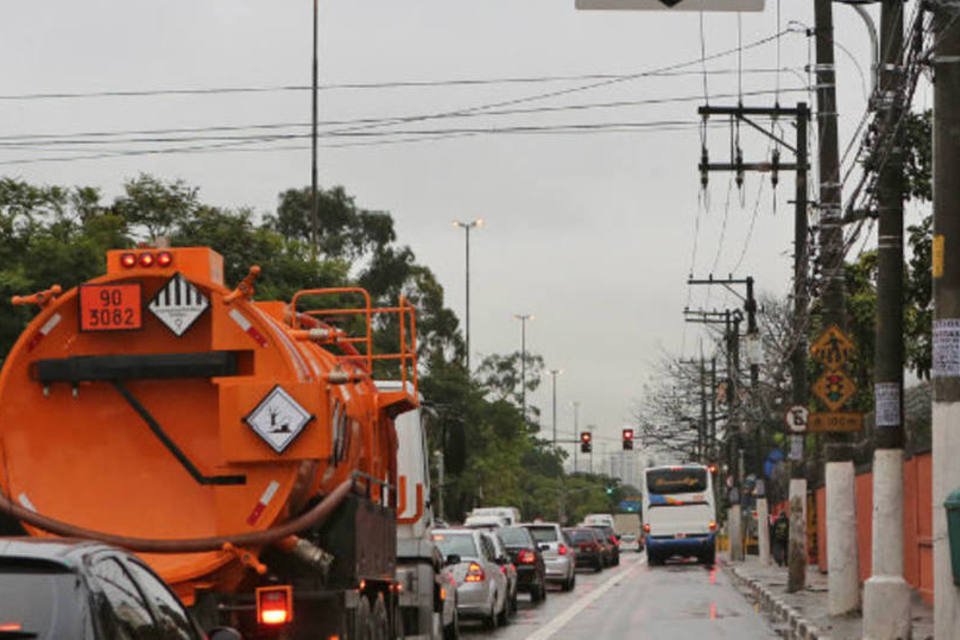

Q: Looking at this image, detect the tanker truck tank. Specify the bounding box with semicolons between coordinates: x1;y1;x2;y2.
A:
0;246;418;639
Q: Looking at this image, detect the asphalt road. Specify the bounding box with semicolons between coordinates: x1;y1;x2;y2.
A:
460;553;778;640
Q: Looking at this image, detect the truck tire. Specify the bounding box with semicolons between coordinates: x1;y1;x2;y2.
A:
352;597;373;640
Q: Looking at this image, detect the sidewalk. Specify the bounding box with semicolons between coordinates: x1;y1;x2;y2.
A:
722;553;933;640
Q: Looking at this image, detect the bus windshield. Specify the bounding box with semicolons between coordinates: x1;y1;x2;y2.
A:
646;467;708;495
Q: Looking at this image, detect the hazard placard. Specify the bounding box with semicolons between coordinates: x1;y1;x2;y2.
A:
245;386;314;454
79;283;142;332
148;273;209;337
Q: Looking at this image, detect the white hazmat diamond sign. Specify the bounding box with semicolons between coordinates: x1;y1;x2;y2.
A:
245;386;313;454
149;273;210;337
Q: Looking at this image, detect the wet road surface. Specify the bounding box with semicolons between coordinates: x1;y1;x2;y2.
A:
460;553;777;639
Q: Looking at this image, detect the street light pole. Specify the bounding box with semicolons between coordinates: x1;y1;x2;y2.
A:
572;401;580;473
310;0;319;261
549;369;563;448
453;219;483;370
514;314;534;425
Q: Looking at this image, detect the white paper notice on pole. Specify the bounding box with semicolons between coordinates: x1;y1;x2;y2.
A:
789;435;803;461
932;318;960;378
874;382;901;427
576;0;764;11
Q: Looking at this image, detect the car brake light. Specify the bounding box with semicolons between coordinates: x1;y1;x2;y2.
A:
0;623;23;632
156;250;174;267
558;543;568;556
643;523;651;533
465;562;485;583
708;520;717;531
120;252;137;269
257;585;293;626
517;549;535;564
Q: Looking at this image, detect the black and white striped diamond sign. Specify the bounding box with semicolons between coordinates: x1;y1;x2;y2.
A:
149;272;210;337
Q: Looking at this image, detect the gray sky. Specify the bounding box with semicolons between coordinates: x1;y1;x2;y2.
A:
1;1;897;463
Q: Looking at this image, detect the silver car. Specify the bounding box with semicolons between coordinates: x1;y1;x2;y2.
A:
433;529;509;629
523;523;577;591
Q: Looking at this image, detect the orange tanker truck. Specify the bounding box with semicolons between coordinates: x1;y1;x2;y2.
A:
0;246;421;639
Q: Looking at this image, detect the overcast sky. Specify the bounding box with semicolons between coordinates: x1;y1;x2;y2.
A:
2;1;909;466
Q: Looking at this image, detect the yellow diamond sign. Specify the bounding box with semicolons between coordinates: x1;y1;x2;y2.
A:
810;325;855;371
812;370;856;412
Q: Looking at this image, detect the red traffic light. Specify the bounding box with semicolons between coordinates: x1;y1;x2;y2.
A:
621;427;634;450
622;428;634;440
580;432;592;443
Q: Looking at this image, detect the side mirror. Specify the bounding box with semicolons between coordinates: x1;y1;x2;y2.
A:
445;554;461;566
538;544;549;552
208;628;244;640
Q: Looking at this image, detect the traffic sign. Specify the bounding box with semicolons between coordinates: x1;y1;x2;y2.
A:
576;0;764;11
812;370;857;411
810;325;855;371
784;405;809;433
809;412;863;433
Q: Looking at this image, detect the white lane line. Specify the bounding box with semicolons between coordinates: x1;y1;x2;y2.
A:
525;556;646;640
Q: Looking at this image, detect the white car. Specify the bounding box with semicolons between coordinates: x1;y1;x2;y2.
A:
433;529;509;629
523;523;577;591
467;507;521;526
463;515;509;529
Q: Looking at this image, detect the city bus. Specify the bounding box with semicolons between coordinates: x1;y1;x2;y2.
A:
642;464;717;565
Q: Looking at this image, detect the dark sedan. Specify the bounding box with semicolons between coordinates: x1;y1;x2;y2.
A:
496;526;547;603
565;527;605;572
0;537;239;640
587;524;621;566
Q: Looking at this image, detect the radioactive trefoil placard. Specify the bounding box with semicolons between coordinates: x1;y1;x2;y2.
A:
148;272;210;337
245;386;314;454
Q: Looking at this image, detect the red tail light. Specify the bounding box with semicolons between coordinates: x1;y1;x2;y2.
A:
138;252;156;267
517;549;536;564
500;565;507;574
120;252;137;269
609;536;618;546
643;523;651;533
156;250;174;267
558;543;568;556
256;585;293;626
465;562;485;583
708;520;717;532
0;623;23;632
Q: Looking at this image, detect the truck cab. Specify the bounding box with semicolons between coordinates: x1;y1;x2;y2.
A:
377;382;456;639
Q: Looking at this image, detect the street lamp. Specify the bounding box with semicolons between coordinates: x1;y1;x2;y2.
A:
513;313;534;425
572;400;580;473
548;369;563;448
453;219;483;370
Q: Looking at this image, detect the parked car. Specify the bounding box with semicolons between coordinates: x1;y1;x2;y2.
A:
487;531;518;616
587;524;621;566
0;537;240;640
433;529;509;629
523;522;576;591
497;526;547;603
565;527;605;572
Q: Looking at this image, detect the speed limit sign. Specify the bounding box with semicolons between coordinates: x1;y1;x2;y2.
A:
785;405;809;433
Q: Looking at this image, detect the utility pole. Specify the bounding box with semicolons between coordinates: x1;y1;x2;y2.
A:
700;356;708;464
572;401;580;473
932;3;960;635
435;449;445;523
310;0;320;261
788;102;810;594
863;1;910;636
549;369;563;448
813;0;859;614
514;314;534;426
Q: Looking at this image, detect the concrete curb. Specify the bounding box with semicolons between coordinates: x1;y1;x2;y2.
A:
723;561;827;640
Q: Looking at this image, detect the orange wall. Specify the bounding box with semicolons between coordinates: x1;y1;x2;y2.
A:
811;452;933;604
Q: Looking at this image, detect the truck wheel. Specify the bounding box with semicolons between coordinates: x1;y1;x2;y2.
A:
372;594;389;640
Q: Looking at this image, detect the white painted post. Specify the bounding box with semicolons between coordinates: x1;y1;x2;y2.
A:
729;505;744;562
863;449;910;639
826;461;860;615
787;479;806;591
757;497;771;565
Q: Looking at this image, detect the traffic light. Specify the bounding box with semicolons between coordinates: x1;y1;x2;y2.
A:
622;428;634;451
605;485;614;496
580;431;592;453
